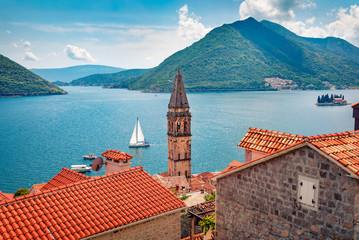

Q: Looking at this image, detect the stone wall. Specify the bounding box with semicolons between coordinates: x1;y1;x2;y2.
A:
90;211;181;240
216;146;358;240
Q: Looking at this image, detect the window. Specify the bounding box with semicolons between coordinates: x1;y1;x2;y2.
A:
184;121;187;132
298;175;319;210
178;153;180;160
123;160;127;163
185;171;188;178
177;121;181;131
178;172;181;176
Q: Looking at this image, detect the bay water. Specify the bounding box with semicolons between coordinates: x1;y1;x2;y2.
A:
1;86;358;193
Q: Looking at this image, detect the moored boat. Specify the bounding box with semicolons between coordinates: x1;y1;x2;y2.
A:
83;153;96;160
71;165;91;173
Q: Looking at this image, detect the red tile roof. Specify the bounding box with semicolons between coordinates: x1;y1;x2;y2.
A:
102;149;133;161
40;168;90;191
0;192;14;203
308;131;359;176
222;160;243;172
0;166;186;239
216;129;359;180
238;127;304;154
352;102;359;108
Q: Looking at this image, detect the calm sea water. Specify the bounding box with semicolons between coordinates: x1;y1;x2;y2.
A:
1;87;358;193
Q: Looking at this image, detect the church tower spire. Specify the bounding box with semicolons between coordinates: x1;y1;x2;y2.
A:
167;68;192;182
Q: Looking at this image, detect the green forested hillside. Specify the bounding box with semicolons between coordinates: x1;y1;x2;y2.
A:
118;17;359;92
70;68;151;86
0;54;67;96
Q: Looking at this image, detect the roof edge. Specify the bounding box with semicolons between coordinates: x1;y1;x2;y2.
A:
212;141;306;181
81;206;187;240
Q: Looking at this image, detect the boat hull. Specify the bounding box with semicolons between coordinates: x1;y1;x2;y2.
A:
129;142;150;148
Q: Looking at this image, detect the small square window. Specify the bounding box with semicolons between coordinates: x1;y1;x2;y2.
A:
297;175;319;211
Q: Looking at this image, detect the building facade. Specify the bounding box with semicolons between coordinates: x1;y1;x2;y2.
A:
167;68;192;181
213;130;359;240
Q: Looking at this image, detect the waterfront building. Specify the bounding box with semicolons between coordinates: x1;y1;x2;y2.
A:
353;102;359;131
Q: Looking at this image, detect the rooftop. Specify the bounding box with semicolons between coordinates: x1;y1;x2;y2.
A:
101;149;133;161
238;127;304;154
168;68;189;109
216;129;359;179
0;166;185;239
40;167;90;191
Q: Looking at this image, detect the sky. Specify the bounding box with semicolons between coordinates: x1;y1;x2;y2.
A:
0;0;358;69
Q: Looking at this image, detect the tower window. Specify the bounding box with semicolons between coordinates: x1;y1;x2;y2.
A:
178;153;180;160
184;121;187;132
178;172;181;176
177;121;181;131
185;171;188;178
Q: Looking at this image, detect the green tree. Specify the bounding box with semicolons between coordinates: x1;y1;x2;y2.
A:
14;188;29;197
199;213;215;234
204;191;216;201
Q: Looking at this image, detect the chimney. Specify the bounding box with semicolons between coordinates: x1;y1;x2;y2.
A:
353;103;359;131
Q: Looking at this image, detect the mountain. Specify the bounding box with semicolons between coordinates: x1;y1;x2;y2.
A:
70;68;151;86
30;65;125;83
0;54;66;97
118;17;359;92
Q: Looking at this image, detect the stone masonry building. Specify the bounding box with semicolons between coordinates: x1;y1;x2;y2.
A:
212;129;359;239
167;68;192;182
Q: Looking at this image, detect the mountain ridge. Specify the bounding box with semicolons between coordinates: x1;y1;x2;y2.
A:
0;54;66;97
116;17;359;92
31;65;125;83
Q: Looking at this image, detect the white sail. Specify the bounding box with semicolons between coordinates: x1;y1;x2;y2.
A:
137;119;145;142
129;122;137;144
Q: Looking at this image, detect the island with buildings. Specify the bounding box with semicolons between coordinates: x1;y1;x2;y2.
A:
316;93;349;105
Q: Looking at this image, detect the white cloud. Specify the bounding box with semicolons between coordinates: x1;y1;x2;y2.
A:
49;52;58;56
299;0;316;9
306;17;315;24
24;52;40;61
239;0;297;21
178;4;211;41
12;43;18;48
64;44;96;62
6;30;11;34
326;5;359;45
23;40;31;48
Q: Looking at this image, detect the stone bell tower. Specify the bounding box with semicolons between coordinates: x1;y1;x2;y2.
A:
167;68;191;182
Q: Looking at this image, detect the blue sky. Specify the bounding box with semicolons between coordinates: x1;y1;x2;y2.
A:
1;0;358;69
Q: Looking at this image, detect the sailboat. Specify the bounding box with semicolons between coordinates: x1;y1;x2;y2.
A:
129;118;150;148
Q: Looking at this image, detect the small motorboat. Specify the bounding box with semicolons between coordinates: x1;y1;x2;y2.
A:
71;165;91;173
83;153;96;160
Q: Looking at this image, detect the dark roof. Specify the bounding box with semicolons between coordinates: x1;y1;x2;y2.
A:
169;68;189;108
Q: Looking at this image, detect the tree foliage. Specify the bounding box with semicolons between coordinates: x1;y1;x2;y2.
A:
0;54;67;96
204;191;216;201
14;188;29;197
317;94;344;103
199;213;215;234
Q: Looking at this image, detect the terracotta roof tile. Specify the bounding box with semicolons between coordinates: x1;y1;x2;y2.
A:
40;168;90;192
101;149;133;161
0;166;185;239
238;127;304;154
308;131;359;177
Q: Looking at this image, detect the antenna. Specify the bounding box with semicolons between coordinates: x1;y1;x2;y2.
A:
92;157;104;172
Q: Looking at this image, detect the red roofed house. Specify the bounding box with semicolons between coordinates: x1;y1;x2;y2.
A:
102;149;133;174
238;127;304;162
0;166;186;239
213;129;359;239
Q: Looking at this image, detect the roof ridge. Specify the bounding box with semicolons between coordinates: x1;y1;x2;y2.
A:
61;167;91;179
0;166;144;207
249;127;305;139
307;130;359;141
